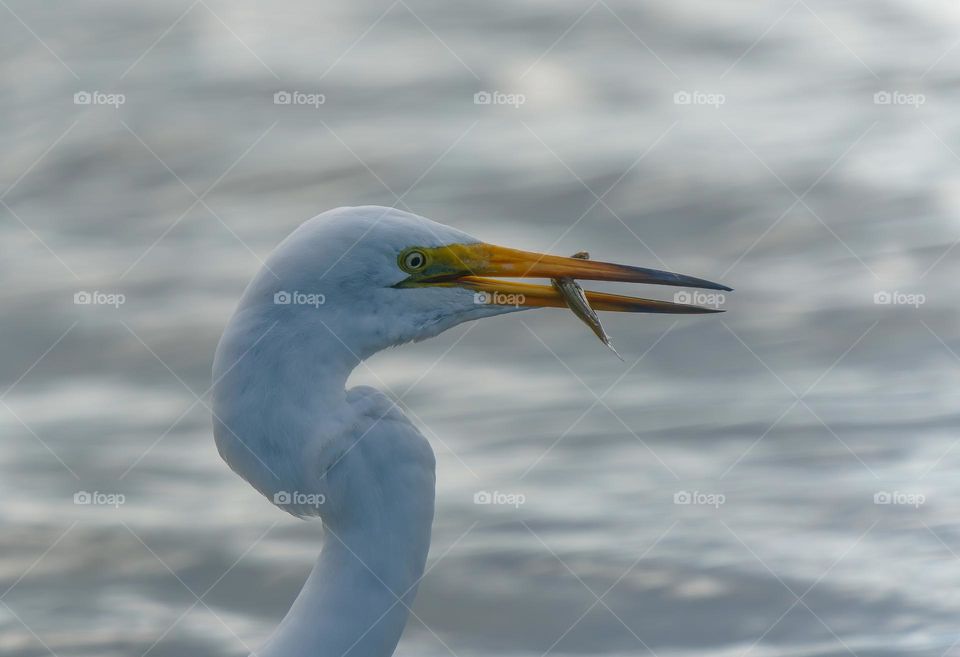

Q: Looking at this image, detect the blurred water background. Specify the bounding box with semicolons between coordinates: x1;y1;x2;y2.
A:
2;1;960;655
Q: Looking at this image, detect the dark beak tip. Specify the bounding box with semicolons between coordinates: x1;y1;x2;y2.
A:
666;272;731;292
688;306;725;314
698;279;732;292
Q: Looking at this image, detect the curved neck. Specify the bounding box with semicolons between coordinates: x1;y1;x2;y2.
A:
257;516;432;657
215;309;437;657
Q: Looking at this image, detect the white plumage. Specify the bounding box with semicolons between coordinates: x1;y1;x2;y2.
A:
212;206;729;657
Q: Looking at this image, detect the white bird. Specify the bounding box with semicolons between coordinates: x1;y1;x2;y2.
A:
211;206;730;657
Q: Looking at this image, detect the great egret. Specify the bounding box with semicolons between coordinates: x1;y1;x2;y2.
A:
211;206;730;657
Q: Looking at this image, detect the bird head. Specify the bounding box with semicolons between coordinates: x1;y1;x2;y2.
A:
213;206;731;515
235;206;731;360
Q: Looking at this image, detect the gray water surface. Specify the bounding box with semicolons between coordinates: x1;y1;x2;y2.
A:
1;1;959;655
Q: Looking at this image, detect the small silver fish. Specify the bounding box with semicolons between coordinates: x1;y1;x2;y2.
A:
551;252;623;360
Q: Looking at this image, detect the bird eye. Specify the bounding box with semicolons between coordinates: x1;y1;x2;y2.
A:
400;249;427;272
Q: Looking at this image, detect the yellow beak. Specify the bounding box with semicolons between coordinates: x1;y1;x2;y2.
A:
396;242;731;313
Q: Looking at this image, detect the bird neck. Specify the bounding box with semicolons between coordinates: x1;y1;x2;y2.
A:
259;516;431;657
212;310;360;501
293;415;436;657
214;309;437;657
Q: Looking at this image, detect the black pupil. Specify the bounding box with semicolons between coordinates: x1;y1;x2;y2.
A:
408;253;423;268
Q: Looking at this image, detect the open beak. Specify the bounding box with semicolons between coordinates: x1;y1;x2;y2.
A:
397;242;731;313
